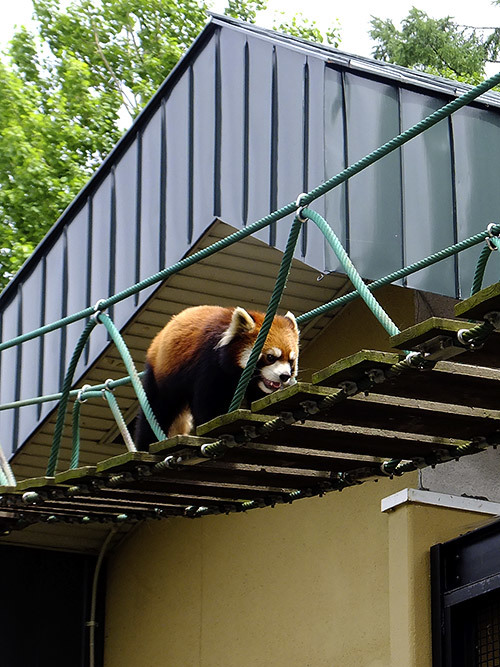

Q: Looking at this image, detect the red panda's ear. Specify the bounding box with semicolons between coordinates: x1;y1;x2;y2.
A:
217;307;255;347
284;311;299;335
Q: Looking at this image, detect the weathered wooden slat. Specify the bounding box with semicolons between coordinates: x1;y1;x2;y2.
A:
84;486;254;506
312;350;401;387
251;383;341;416
121;477;294;500
317;392;500;440
455;282;500;320
96;451;160;473
196;410;271;437
250;421;464;459
151;462;331;489
390;317;472;350
390;316;500;368
363;360;500;409
213;442;384;472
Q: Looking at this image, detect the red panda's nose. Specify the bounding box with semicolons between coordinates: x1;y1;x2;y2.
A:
279;373;291;383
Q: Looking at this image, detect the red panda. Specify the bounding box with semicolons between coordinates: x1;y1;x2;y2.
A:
135;305;299;450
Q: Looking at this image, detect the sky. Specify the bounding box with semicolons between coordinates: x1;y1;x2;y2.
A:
2;0;500;60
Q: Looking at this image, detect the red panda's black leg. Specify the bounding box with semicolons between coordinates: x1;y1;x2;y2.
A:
134;364;186;450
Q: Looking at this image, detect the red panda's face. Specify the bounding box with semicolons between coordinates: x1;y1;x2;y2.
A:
223;307;299;395
255;345;298;394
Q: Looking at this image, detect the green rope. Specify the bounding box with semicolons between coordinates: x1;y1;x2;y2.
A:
0;372;144;413
71;400;82;470
3;72;500;356
103;389;136;452
227;215;304;413
302;209;400;336
96;313;166;443
0;442;16;486
471;236;500;296
471;245;493;296
0;466;8;487
47;318;97;477
298;223;500;324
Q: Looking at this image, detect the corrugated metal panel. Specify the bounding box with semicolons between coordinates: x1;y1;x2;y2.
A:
344;73;403;281
0;298;19;454
401;90;456;295
324;67;348;269
191;34;218;244
453;107;500;297
164;71;191;263
245;35;275;245
139;109;162;283
113;139;139;330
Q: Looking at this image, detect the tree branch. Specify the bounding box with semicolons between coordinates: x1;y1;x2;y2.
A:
91;21;136;117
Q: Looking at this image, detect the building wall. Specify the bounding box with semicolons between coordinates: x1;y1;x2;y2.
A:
387;502;491;665
103;477;493;666
104;474;414;667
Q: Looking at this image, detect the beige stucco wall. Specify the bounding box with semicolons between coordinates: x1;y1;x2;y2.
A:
104;473;415;667
299;284;416;379
104;482;493;667
387;501;491;666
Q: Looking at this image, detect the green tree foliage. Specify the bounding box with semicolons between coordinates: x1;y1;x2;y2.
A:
0;0;340;290
370;6;500;84
0;0;209;288
274;12;340;46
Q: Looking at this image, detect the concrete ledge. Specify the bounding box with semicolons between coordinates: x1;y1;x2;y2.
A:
381;488;500;515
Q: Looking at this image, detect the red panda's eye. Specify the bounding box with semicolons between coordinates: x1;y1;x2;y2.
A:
266;354;277;363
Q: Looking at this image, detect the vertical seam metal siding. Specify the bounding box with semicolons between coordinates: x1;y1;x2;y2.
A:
448;115;460;299
214;29;222;219
300;58;310;258
242;39;250;226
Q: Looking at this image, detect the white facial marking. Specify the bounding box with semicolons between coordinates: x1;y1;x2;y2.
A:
289;350;296;361
261;360;293;383
238;346;253;369
266;347;282;359
216;307;255;349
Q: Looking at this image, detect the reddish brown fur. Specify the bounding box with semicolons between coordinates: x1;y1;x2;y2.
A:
135;305;299;449
147;305;298;380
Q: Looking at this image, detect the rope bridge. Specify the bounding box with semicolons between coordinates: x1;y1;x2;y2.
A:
2;70;500;531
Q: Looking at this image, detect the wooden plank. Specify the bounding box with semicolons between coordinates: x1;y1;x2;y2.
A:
55;466;98;484
96;451;160;473
390;317;472;358
363;360;500;409
123;477;297;500
317;393;500;440
15;477;57;492
312;350;401;387
150;461;337;489
39;497;185;515
196;410;271;437
251;383;340;416
98;480;288;502
253;421;463;459
214;442;384;472
455;282;500;320
74;486;248;508
149;434;214;455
